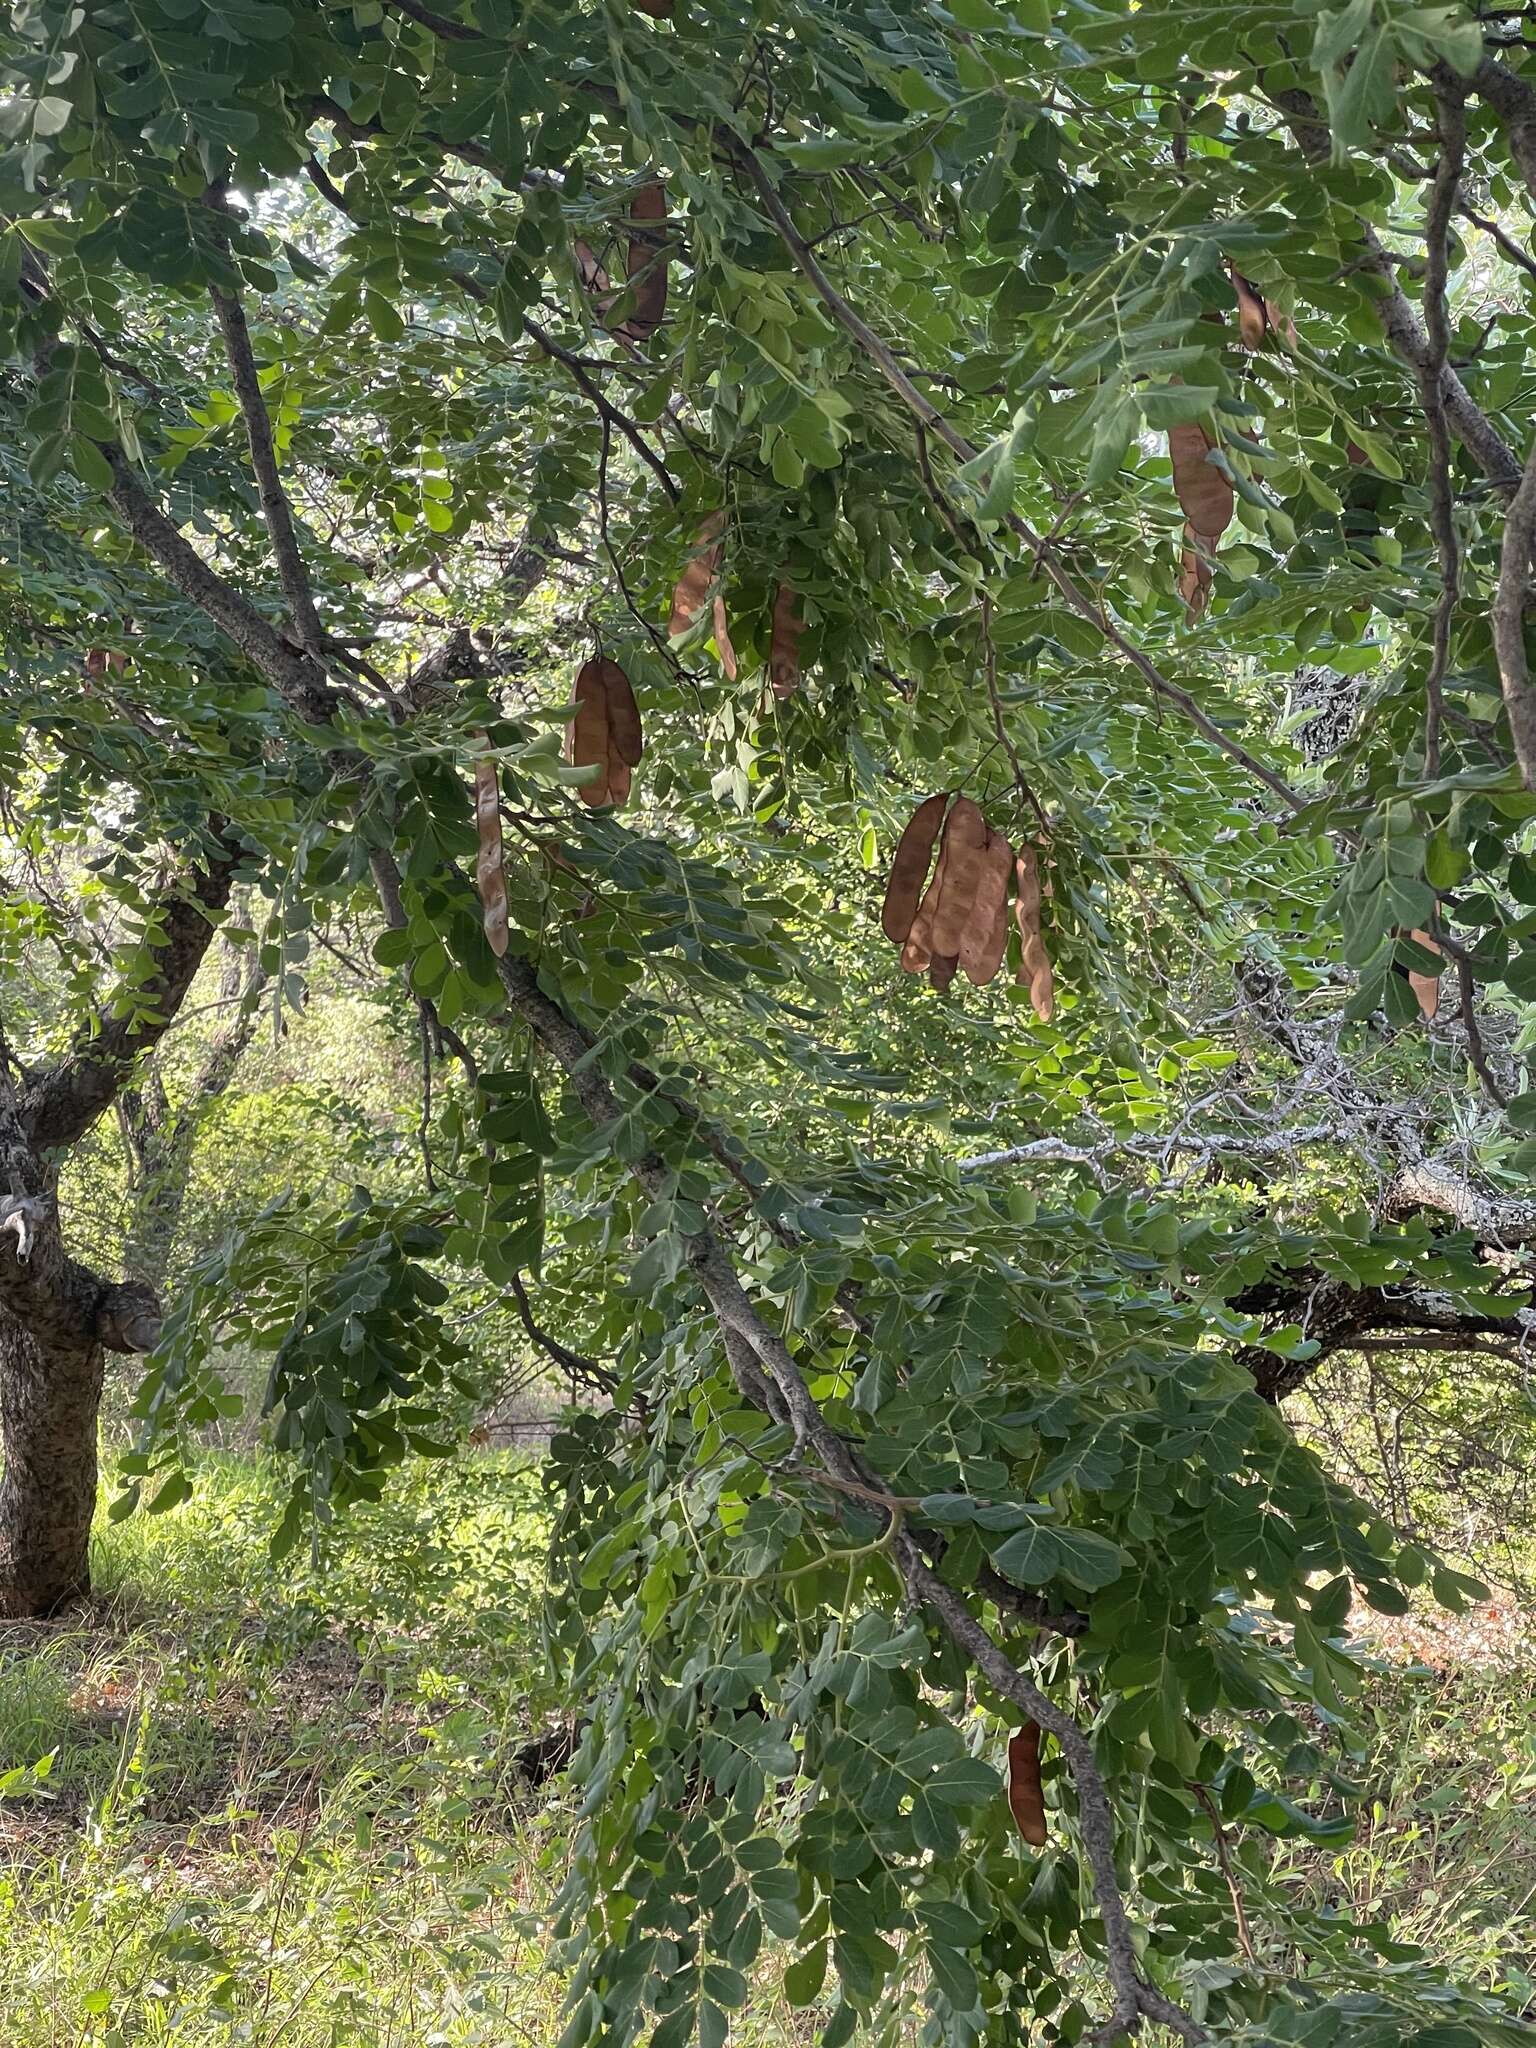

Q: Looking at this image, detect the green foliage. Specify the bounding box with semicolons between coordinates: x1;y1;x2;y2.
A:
8;0;1536;2037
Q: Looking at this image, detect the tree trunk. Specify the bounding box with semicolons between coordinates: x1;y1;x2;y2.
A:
0;1310;105;1617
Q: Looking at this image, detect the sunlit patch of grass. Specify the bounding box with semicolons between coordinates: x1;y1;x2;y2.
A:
0;1451;1532;2044
0;1450;578;2046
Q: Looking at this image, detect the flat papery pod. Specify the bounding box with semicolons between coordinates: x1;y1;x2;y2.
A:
1008;1723;1048;1846
1014;846;1055;1022
1178;523;1218;623
960;828;1013;987
574;238;611;299
474;743;510;959
929;953;959;993
882;791;950;945
929;797;991;957
669;511;726;636
1168;421;1233;541
768;581;804;699
606;752;633;807
713;593;739;680
901;835;952;975
1403;926;1444;1020
619;180;670;342
569;660;613;807
1232;268;1267;350
600;659;644;765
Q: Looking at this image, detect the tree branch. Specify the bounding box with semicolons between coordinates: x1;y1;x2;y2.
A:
103;447;338;724
1493;428;1536;791
1418;86;1467;779
208;266;328;655
22;837;246;1152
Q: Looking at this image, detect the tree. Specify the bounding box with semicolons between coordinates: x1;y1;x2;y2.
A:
7;0;1536;2039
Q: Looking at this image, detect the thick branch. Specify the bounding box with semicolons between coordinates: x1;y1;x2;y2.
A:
1493;429;1536;790
103;446;338;724
1418;86;1467;779
209;275;327;654
1267;82;1521;493
22;840;245;1152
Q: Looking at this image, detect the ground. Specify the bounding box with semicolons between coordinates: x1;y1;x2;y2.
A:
0;1455;1530;2045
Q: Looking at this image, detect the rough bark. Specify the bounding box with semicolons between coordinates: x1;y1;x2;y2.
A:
0;1165;161;1615
0;1313;106;1616
0;838;240;1614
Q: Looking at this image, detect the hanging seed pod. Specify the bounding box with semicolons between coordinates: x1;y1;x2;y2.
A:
768;582;804;699
618;180;671;342
929;798;991;958
474;742;510;958
960;828;1013;987
1014;845;1055;1022
882;793;950;945
1008;1722;1048;1846
1169;420;1233;624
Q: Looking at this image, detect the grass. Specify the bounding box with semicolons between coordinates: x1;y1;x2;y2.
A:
0;1451;569;2047
0;1453;1533;2045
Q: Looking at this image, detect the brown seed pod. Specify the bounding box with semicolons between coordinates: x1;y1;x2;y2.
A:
1169;420;1233;624
1232;269;1267;351
768;582;804;699
1014;845;1055;1022
928;952;959;993
670;512;724;634
882;792;950;945
929;798;991;958
713;593;739;680
569;660;613;806
603;661;644;766
619;179;670;342
1169;421;1233;539
960;828;1013;987
670;512;736;676
1008;1722;1048;1846
1404;926;1443;1021
474;744;509;959
901;834;952;976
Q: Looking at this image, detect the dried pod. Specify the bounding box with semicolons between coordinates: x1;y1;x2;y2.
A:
574;238;611;302
929;953;959;993
960;828;1013;987
1008;1722;1048;1846
670;512;736;676
474;743;509;958
1232;269;1267;351
1169;421;1233;624
619;180;670;342
1169;421;1234;539
901;835;952;975
569;660;613;806
768;582;804;699
882;793;950;945
1405;926;1443;1021
603;660;644;766
670;511;724;633
713;593;739;681
929;798;990;958
1014;845;1055;1022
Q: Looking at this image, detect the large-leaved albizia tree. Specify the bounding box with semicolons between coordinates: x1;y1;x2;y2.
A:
7;0;1536;2037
